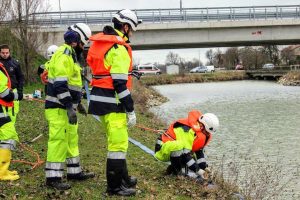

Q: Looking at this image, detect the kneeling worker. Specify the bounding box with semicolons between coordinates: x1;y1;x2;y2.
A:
154;110;219;181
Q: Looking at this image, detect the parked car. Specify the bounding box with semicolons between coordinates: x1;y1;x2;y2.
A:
190;66;207;73
262;63;275;70
205;65;215;72
135;64;161;75
235;64;244;70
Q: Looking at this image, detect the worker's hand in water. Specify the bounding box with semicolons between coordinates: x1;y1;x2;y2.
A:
67;108;77;124
77;103;87;116
127;111;136;127
197;169;208;180
205;167;211;174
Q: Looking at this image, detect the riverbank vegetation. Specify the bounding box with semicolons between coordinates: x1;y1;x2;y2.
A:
278;71;300;86
138;71;247;87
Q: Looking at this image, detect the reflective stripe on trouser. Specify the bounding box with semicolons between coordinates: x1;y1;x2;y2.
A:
66;156;82;175
154;140;186;162
45;162;64;178
0;121;18;150
100;112;128;152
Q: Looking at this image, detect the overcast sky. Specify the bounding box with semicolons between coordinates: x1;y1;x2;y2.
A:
48;0;299;64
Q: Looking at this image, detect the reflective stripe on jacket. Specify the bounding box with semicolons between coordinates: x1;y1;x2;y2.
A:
162;110;212;152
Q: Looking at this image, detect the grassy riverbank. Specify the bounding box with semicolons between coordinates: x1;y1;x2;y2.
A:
0;73;247;199
279;71;300;86
139;71;247;86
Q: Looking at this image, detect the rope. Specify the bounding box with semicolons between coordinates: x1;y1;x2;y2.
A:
84;80;158;157
11;143;44;169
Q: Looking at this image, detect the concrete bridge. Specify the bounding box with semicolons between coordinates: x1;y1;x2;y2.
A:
31;5;300;52
246;66;300;80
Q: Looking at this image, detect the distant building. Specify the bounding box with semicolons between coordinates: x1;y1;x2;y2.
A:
281;45;300;65
166;65;179;75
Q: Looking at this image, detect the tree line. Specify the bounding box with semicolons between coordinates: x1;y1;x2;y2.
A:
163;45;300;72
0;0;48;83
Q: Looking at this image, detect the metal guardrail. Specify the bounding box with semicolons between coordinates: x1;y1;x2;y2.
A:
25;5;300;26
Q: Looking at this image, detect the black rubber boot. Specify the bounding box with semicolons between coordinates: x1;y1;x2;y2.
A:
106;159;136;196
170;156;183;175
46;177;71;190
67;171;95;181
122;160;137;188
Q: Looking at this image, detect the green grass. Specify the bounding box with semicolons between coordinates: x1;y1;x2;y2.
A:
0;80;242;199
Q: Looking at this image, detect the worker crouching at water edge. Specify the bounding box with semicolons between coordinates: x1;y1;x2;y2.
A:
154;110;219;182
0;62;20;181
44;23;94;190
87;9;142;196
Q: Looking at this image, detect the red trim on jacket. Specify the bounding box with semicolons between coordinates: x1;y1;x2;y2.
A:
0;63;13;107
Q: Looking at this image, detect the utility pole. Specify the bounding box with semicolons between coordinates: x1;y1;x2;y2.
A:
179;0;182;14
58;0;62;24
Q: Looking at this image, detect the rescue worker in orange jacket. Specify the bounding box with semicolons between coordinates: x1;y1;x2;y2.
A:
154;110;219;181
0;62;20;181
87;9;142;196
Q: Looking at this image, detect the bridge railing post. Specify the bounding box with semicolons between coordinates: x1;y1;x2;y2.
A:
253;7;256;20
276;6;278;19
265;8;267;20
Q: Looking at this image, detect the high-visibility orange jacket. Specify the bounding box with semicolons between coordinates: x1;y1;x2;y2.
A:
162;110;212;152
0;63;13;107
87;33;133;89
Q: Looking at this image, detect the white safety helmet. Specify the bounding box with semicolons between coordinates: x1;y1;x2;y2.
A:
198;113;219;134
113;9;142;31
69;23;92;45
46;45;58;60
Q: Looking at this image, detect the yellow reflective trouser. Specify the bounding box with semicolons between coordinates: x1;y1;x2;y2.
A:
100;112;128;152
0;120;19;150
154;140;184;162
45;108;79;162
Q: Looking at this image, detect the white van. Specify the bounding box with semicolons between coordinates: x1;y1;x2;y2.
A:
136;64;161;76
205;65;215;72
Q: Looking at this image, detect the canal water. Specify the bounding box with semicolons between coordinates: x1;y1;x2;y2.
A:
150;80;300;199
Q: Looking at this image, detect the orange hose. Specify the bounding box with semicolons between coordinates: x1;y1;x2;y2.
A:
11;143;44;169
24;98;45;103
135;124;163;133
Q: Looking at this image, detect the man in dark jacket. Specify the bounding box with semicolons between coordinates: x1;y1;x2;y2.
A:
0;44;24;123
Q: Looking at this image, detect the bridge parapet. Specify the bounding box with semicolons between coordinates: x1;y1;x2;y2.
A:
26;5;300;27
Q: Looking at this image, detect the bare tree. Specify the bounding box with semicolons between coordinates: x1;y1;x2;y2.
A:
261;45;280;65
205;49;214;65
165;51;180;65
0;0;11;21
9;0;48;82
213;48;224;68
223;47;240;69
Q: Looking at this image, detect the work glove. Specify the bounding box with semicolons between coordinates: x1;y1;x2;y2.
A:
196;169;208;180
77;103;87;116
17;92;23;100
67;107;77;125
127;111;136;127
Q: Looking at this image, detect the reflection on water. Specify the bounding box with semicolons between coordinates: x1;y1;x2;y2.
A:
151;80;300;199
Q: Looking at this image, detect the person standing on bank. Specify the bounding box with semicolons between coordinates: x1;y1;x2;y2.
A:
44;23;94;190
87;9;142;196
0;44;24;123
0;62;20;181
